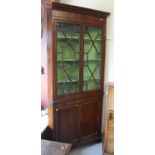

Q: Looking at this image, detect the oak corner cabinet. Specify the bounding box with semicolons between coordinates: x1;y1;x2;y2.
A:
46;2;110;146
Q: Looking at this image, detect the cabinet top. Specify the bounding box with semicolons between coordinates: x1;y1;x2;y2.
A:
47;2;110;18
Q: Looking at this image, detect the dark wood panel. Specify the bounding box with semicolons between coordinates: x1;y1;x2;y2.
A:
51;2;110;18
52;10;106;26
51;90;103;104
55;104;80;143
47;9;56;100
80;100;99;136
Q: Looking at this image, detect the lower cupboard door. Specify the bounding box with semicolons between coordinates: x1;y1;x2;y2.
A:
55;104;80;144
80;100;102;139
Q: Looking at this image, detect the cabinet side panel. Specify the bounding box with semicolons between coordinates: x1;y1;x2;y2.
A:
48;104;54;129
47;12;55;100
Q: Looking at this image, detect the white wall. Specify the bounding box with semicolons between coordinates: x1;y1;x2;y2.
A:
61;0;114;83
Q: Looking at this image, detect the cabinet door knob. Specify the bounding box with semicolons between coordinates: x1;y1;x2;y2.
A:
56;109;59;112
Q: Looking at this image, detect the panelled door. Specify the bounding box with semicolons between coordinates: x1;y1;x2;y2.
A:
55;98;102;143
55;103;80;144
80;98;102;140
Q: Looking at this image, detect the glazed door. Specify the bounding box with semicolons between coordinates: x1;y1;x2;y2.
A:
55;21;104;96
55;103;80;144
56;22;81;96
83;26;103;91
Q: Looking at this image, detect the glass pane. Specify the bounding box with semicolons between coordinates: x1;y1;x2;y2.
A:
56;22;80;96
83;26;102;91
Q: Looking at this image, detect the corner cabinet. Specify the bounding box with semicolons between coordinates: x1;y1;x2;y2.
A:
46;2;110;146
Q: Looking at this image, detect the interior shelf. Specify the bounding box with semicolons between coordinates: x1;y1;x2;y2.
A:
57;36;79;40
83;78;100;81
57;59;79;62
57;80;79;83
57;78;100;84
57;60;101;62
57;36;102;41
84;38;102;41
84;59;101;62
